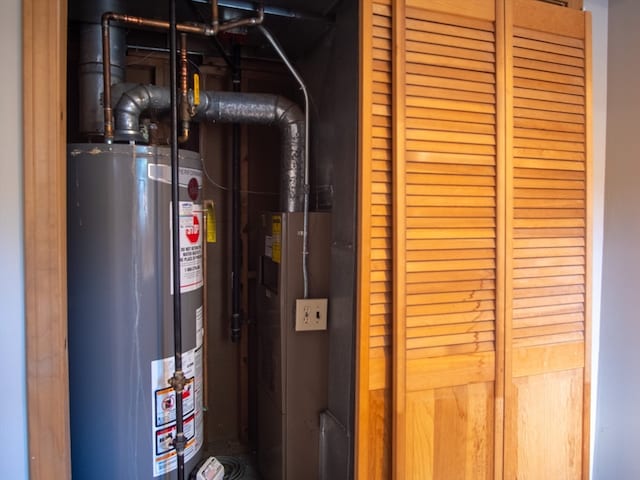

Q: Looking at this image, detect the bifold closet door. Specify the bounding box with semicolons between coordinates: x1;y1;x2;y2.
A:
390;1;503;478
356;1;394;478
356;1;591;478
504;1;591;477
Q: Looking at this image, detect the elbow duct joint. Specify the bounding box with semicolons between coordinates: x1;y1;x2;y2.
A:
114;87;305;212
114;84;172;143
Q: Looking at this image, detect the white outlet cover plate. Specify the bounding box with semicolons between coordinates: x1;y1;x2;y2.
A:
295;298;328;331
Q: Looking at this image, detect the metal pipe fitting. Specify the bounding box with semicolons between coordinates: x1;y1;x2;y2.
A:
113;85;171;142
217;4;264;33
101;3;265;141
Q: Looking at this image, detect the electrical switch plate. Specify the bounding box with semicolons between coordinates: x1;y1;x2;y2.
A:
295;298;328;331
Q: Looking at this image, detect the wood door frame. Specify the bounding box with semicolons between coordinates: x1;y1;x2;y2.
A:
24;1;590;479
23;0;71;478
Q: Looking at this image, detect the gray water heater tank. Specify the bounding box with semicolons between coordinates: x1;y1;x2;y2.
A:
67;144;204;479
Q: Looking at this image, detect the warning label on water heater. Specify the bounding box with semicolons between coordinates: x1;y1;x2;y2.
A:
151;346;204;477
170;202;203;294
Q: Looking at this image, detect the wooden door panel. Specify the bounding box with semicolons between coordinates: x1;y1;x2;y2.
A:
393;1;500;478
505;1;591;477
368;388;392;480
407;383;495;480
357;1;591;478
357;0;393;478
506;369;584;479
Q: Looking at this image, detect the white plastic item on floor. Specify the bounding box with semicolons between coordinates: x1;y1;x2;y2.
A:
195;457;225;480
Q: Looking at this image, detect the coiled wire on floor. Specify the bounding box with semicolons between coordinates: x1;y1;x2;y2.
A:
214;455;260;480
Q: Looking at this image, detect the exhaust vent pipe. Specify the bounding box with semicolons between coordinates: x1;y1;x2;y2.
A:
79;25;127;137
114;87;305;212
74;0;127;137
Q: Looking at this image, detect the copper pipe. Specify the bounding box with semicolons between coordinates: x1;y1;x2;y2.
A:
101;3;264;142
178;33;190;144
105;12;215;36
101;15;114;142
180;34;188;96
212;0;220;32
101;12;213;141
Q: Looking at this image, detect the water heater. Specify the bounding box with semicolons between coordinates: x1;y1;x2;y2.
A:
67;144;204;479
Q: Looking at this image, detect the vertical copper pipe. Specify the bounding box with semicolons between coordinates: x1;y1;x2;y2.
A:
180;34;188;96
101;14;114;142
178;33;190;143
212;0;219;31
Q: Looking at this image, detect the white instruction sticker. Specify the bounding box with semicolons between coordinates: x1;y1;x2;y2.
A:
196;306;204;349
264;235;273;258
170;202;203;294
148;164;203;187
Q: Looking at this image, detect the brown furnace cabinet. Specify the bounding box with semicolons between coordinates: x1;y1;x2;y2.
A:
256;212;331;480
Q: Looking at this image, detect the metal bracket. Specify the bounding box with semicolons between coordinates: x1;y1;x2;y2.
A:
172;431;187;454
169;369;187;393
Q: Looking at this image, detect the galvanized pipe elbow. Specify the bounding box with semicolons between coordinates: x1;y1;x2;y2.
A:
195;91;305;212
114;85;171;142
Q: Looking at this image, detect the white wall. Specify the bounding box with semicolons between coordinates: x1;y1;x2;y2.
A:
593;0;640;478
583;0;608;476
0;0;28;478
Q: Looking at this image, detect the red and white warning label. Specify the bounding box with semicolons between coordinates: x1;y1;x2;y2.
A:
151;347;203;477
170;201;203;294
154;377;196;427
155;414;196;456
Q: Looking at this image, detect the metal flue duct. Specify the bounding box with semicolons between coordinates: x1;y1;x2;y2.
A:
76;0;127;137
114;86;305;213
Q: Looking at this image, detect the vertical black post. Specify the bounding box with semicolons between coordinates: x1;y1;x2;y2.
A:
231;43;242;343
169;0;186;478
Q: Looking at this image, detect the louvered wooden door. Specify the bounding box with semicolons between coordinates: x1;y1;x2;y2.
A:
357;1;394;478
356;0;591;478
391;1;500;478
504;1;591;477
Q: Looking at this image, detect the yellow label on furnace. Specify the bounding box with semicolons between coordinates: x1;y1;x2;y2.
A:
272;215;282;264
